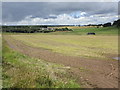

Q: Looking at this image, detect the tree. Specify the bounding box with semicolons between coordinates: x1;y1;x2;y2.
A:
113;19;120;27
103;22;111;27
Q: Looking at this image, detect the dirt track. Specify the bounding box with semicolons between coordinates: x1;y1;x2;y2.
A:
4;35;118;88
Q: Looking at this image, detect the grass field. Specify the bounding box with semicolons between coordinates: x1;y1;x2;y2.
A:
10;35;118;59
2;26;119;88
48;26;118;35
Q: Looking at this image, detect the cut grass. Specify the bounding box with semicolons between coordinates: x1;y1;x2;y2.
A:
3;26;118;59
8;35;118;59
2;40;80;88
2;26;118;88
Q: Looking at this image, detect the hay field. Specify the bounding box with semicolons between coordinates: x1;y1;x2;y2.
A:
10;35;118;59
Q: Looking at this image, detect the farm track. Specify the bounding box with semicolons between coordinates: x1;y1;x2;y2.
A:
3;35;118;88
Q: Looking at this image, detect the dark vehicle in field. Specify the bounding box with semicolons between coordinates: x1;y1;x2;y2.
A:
87;33;96;35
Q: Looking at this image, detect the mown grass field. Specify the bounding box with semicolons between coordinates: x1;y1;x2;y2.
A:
2;26;119;88
10;35;118;59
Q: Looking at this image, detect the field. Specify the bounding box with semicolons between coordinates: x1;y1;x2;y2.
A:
2;26;119;88
48;26;118;35
7;35;118;59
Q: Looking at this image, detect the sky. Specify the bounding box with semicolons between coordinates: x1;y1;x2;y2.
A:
2;1;119;25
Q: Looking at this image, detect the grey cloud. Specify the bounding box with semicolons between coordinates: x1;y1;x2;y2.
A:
118;1;120;17
2;2;50;22
2;2;118;23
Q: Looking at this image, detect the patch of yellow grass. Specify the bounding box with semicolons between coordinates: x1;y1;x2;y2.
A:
48;26;97;29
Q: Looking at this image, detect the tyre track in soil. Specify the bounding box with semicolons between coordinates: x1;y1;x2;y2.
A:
3;35;118;88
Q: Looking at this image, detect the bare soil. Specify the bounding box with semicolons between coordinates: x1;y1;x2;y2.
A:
3;35;118;88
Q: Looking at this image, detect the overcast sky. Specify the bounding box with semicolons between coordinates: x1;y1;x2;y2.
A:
2;2;119;25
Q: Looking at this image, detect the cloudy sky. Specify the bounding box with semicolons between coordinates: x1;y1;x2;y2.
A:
2;1;119;25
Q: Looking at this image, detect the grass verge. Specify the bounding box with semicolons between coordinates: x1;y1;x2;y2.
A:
2;40;80;88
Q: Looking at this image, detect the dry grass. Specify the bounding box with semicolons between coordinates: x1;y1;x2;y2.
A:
48;26;97;29
8;35;118;59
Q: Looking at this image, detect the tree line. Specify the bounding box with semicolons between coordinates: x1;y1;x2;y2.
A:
85;19;120;27
2;19;120;33
2;25;73;33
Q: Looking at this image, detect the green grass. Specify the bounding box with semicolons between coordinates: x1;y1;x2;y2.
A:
7;26;118;59
9;35;118;59
2;26;118;88
2;40;80;88
49;26;118;35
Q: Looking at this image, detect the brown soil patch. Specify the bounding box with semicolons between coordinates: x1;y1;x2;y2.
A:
3;35;118;88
